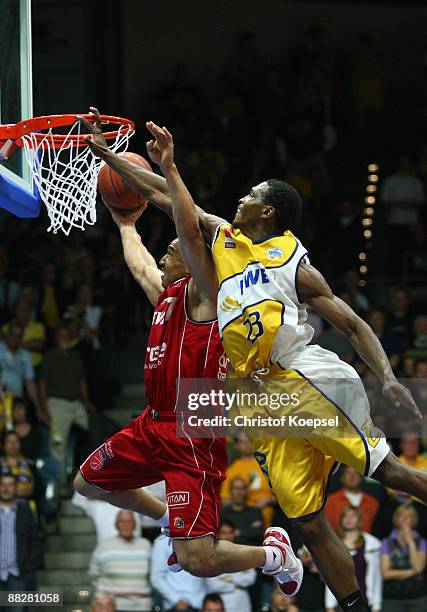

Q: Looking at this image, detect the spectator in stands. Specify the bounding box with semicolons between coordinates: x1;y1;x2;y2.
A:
39;323;94;484
221;433;276;525
412;316;427;352
381;504;427;610
72;491;142;543
399;355;415;378
325;466;379;532
343;270;370;314
0;257;19;326
0;323;46;424
367;307;402;370
90;595;116;612
0;473;42;599
89;510;152;611
201;593;226;612
269;584;299;612
372;484;427;541
220;476;264;545
296;546;324;612
66;284;102;350
415;359;427;379
399;430;427;471
150;531;207;611
12;399;42;461
206;520;257;611
387;288;412;347
37;262;62;344
325;506;382;612
0;432;38;507
3;297;46;370
381;154;425;274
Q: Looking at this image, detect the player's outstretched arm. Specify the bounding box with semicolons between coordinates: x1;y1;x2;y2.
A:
106;203;163;306
297;263;421;420
146;121;219;303
80;108;226;240
80;107;171;210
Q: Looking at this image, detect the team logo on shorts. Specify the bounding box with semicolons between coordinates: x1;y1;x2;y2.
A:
174;516;185;529
167;491;190;507
89;441;115;471
267;247;283;260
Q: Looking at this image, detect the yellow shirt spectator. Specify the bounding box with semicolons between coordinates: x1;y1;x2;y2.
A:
221;435;275;526
3;320;46;368
399;453;427;472
3;298;46;367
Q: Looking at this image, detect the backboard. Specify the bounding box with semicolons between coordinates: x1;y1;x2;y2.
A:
0;0;40;217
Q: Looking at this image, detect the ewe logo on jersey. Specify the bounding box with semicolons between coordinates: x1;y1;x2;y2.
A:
239;268;269;296
167;491;190;507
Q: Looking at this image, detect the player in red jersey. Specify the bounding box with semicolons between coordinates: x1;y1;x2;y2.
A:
74;110;303;587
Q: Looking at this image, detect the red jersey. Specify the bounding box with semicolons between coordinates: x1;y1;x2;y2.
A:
144;275;227;411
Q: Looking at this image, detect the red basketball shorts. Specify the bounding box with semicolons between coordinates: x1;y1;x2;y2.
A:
80;407;227;539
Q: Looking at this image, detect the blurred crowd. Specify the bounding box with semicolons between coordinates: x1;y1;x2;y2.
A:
0;23;427;612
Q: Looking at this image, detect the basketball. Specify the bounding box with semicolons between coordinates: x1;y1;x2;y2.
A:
97;152;153;211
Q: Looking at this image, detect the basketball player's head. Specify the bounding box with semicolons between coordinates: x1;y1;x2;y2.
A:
233;180;302;235
158;238;187;288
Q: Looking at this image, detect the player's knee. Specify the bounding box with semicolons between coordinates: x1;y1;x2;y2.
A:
178;550;216;577
294;512;328;543
373;452;408;488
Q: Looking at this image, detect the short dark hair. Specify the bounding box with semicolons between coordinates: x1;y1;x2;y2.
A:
220;519;236;530
263;179;302;232
202;594;225;610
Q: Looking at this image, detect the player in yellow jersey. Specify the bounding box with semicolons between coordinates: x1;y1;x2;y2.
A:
86;120;426;612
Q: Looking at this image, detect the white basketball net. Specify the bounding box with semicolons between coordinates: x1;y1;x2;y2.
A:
21;120;134;235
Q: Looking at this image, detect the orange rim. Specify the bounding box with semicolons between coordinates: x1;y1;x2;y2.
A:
0;114;135;149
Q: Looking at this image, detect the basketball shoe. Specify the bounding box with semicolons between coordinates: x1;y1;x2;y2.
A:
262;526;303;596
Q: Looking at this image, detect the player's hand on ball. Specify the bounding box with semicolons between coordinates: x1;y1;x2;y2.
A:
382;379;422;420
102;198;145;226
146;121;174;171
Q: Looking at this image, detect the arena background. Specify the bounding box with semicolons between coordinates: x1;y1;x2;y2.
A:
0;0;427;610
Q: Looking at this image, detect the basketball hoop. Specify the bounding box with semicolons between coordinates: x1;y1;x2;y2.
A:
0;114;135;235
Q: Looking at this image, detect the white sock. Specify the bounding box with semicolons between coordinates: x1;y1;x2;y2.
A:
157;508;169;528
261;545;283;572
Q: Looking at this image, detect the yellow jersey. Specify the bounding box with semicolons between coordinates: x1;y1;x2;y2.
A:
211;224;313;377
